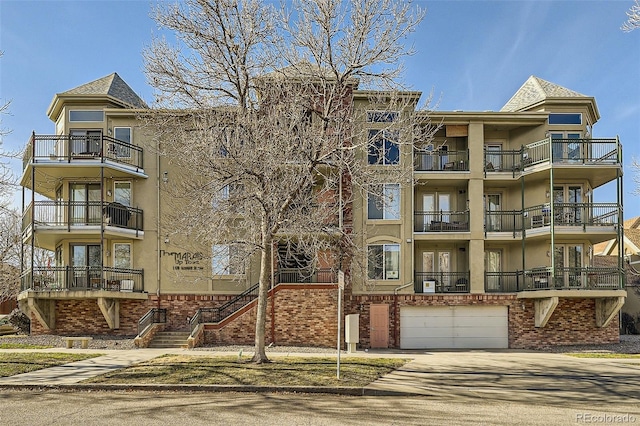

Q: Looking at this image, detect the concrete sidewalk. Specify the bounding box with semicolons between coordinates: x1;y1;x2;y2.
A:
1;348;639;402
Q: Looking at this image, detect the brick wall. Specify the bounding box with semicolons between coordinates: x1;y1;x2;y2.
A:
204;285;339;347
29;299;150;336
510;298;620;349
26;291;619;349
346;294;619;349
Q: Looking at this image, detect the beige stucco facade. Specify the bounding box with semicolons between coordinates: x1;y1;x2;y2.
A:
17;73;627;349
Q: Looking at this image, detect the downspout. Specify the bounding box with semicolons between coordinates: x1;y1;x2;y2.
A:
30;135;35;283
393;281;414;348
270;245;275;345
549;137;555;282
618;139;624;288
521;147;525;276
156;139;161;309
100;166;104;280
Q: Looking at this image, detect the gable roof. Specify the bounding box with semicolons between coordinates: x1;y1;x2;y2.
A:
60;73;147;109
624;216;640;230
500;75;587;112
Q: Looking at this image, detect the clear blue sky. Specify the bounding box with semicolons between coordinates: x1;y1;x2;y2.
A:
1;0;639;212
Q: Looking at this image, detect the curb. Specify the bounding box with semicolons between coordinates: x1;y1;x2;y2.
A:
0;383;417;396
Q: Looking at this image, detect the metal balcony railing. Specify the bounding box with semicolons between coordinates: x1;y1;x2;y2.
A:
484;267;622;292
483;203;619;233
22;200;143;234
414;271;470;293
414;150;469;172
414;211;469;232
484;137;621;176
23;134;144;171
20;266;144;292
275;268;336;284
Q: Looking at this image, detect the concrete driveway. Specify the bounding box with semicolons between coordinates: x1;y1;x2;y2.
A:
365;350;640;407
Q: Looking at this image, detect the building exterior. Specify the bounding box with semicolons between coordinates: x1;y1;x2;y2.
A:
18;73;626;349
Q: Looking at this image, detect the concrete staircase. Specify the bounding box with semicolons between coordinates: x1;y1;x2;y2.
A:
147;331;191;348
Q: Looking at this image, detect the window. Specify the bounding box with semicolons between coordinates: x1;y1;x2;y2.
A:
113;127;132;157
367;111;399;123
114;181;131;206
367;244;400;280
368;184;400;219
549;113;582;125
113;243;131;269
212;244;244;275
368;130;399;165
69;110;104;122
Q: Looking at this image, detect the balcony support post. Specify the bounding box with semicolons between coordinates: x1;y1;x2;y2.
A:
595;296;625;328
534;296;558;328
97;298;120;329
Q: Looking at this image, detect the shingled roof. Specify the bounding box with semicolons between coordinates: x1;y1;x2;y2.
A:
61;73;147;108
500;75;587;112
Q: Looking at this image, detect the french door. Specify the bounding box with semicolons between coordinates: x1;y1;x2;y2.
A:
70;183;101;225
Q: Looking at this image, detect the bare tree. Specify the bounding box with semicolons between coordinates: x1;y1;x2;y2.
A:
0;207;20;303
145;0;429;363
622;0;640;32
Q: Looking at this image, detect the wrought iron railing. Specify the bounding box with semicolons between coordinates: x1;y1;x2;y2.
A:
484;137;620;176
484;267;622;291
482;203;619;233
414;211;469;232
485;271;524;292
414;271;470;293
190;282;260;331
23;134;144;171
414;150;469;172
138;308;167;335
20;266;144;292
22;200;143;234
275;268;336;284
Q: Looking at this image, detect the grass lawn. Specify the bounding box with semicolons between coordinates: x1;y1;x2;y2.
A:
86;355;409;387
566;353;640;359
0;353;102;377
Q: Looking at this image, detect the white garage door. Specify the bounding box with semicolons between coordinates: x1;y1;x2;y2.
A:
400;306;508;349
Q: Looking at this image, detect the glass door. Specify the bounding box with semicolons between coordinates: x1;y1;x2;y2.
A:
485;144;502;171
484;194;501;231
70;244;101;288
485;249;502;291
70;183;101;225
554;244;583;288
70;130;102;155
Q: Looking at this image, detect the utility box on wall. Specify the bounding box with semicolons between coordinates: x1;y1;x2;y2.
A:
345;314;360;353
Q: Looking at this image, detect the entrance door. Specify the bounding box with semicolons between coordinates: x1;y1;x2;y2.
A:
370;304;389;348
553;185;582;224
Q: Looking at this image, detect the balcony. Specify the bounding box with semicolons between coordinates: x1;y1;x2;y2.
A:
23;200;143;234
414;211;469;232
484;267;622;292
415;150;468;172
275;268;336;284
20;266;144;293
484;203;618;235
414;271;470;293
484;137;621;176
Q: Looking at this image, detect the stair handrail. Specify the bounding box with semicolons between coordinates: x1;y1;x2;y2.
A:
138;308;167;335
190;282;260;331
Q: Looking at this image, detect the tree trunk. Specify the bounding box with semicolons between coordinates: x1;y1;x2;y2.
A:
252;236;271;364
